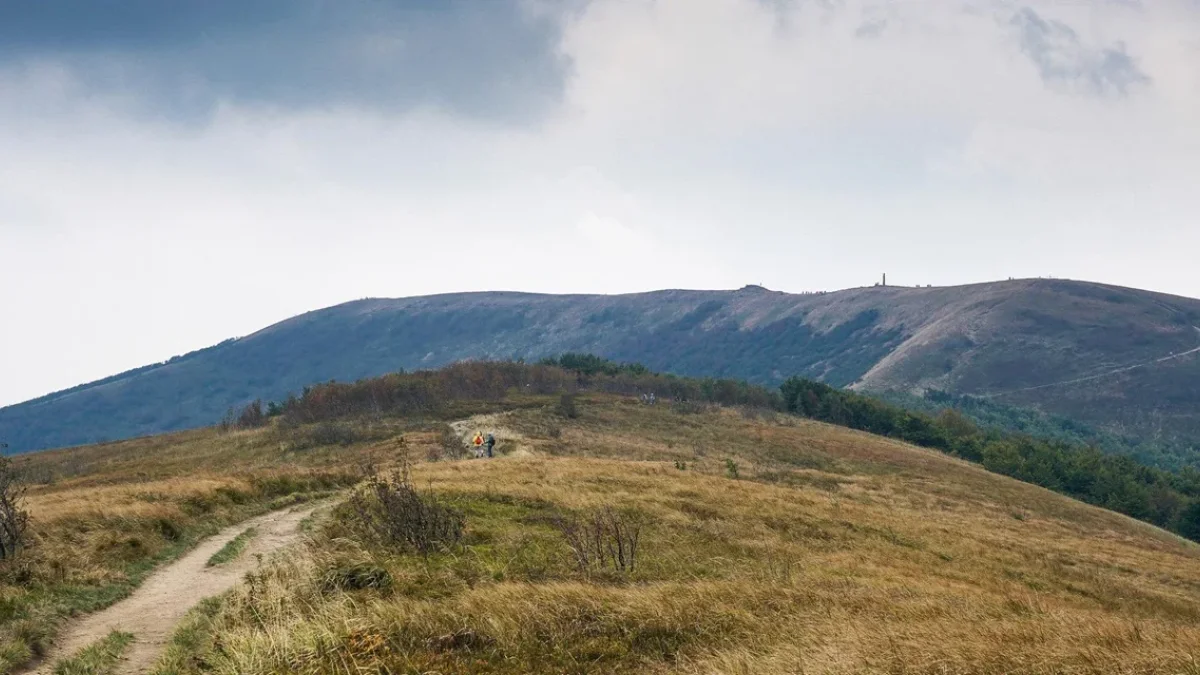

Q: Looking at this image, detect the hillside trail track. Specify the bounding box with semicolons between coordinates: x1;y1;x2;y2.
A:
21;503;325;675
450;414;538;459
982;326;1200;399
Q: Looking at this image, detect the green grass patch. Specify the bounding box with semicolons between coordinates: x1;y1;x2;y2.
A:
53;630;133;675
206;528;257;567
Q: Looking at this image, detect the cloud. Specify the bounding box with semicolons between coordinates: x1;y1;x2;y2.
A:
1011;6;1151;97
0;0;570;124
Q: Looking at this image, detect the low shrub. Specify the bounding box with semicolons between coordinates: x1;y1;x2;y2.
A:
345;465;465;557
551;506;644;575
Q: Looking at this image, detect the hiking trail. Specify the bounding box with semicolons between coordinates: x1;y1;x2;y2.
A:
449;414;536;458
981;327;1200;399
22;503;325;675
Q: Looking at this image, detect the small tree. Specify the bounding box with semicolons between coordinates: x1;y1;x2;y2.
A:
0;453;29;561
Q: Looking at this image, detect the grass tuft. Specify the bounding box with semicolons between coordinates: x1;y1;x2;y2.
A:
205;528;257;567
52;630;133;675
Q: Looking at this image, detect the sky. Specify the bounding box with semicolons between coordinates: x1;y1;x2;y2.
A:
1;0;1199;406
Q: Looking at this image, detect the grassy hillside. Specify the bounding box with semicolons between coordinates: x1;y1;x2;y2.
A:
6;278;1200;454
154;400;1200;674
4;365;1200;673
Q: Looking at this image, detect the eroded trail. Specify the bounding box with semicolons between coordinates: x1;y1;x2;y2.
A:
24;504;323;675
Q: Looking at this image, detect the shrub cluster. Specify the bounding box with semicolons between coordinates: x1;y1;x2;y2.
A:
346;465;465;557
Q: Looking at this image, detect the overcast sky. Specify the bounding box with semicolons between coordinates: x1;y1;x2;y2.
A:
2;0;1199;406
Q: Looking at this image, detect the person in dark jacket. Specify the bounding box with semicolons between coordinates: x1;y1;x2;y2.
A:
485;433;496;458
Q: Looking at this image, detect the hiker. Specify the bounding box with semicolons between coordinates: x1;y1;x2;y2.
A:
485;433;496;458
472;432;485;458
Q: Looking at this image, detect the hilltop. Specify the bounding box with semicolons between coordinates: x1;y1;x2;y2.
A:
4;278;1200;453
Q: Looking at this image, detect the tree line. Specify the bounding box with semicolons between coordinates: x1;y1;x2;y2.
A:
778;378;1200;542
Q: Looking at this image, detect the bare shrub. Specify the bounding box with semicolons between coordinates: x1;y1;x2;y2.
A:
0;456;30;561
346;462;464;557
235;400;267;429
552;506;644;575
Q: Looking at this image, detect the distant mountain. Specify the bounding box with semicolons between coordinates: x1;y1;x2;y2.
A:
5;278;1200;454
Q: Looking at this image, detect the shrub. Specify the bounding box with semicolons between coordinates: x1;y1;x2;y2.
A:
437;426;466;461
552;506;644;575
278;420;389;451
235;400;267;429
346;464;465;557
0;456;29;561
556;393;580;419
307;421;361;447
725;459;740;480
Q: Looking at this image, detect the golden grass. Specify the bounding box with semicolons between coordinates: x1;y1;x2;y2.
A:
143;398;1200;674
0;419;380;673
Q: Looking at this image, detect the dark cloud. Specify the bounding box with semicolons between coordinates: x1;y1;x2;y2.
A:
1011;7;1150;97
0;0;570;124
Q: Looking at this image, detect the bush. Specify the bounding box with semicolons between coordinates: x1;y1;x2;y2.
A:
552;506;644;575
307;422;362;447
436;426;466;461
278;420;392;451
556;394;580;419
0;456;29;561
235;400;267;429
725;459;740;480
346;464;465;557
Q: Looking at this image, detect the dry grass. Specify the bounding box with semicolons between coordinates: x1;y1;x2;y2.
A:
143;398;1200;674
0;417;398;673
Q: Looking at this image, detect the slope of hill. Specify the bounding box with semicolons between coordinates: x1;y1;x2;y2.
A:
5;278;1200;454
9;383;1200;674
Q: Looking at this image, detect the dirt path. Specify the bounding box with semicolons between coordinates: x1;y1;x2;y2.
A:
23;503;324;675
450;414;537;458
982;326;1200;399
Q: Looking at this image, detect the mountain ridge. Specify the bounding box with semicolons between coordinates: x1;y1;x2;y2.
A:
5;277;1200;454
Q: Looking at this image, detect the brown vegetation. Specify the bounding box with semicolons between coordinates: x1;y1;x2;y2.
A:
138;397;1200;674
0;457;28;562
